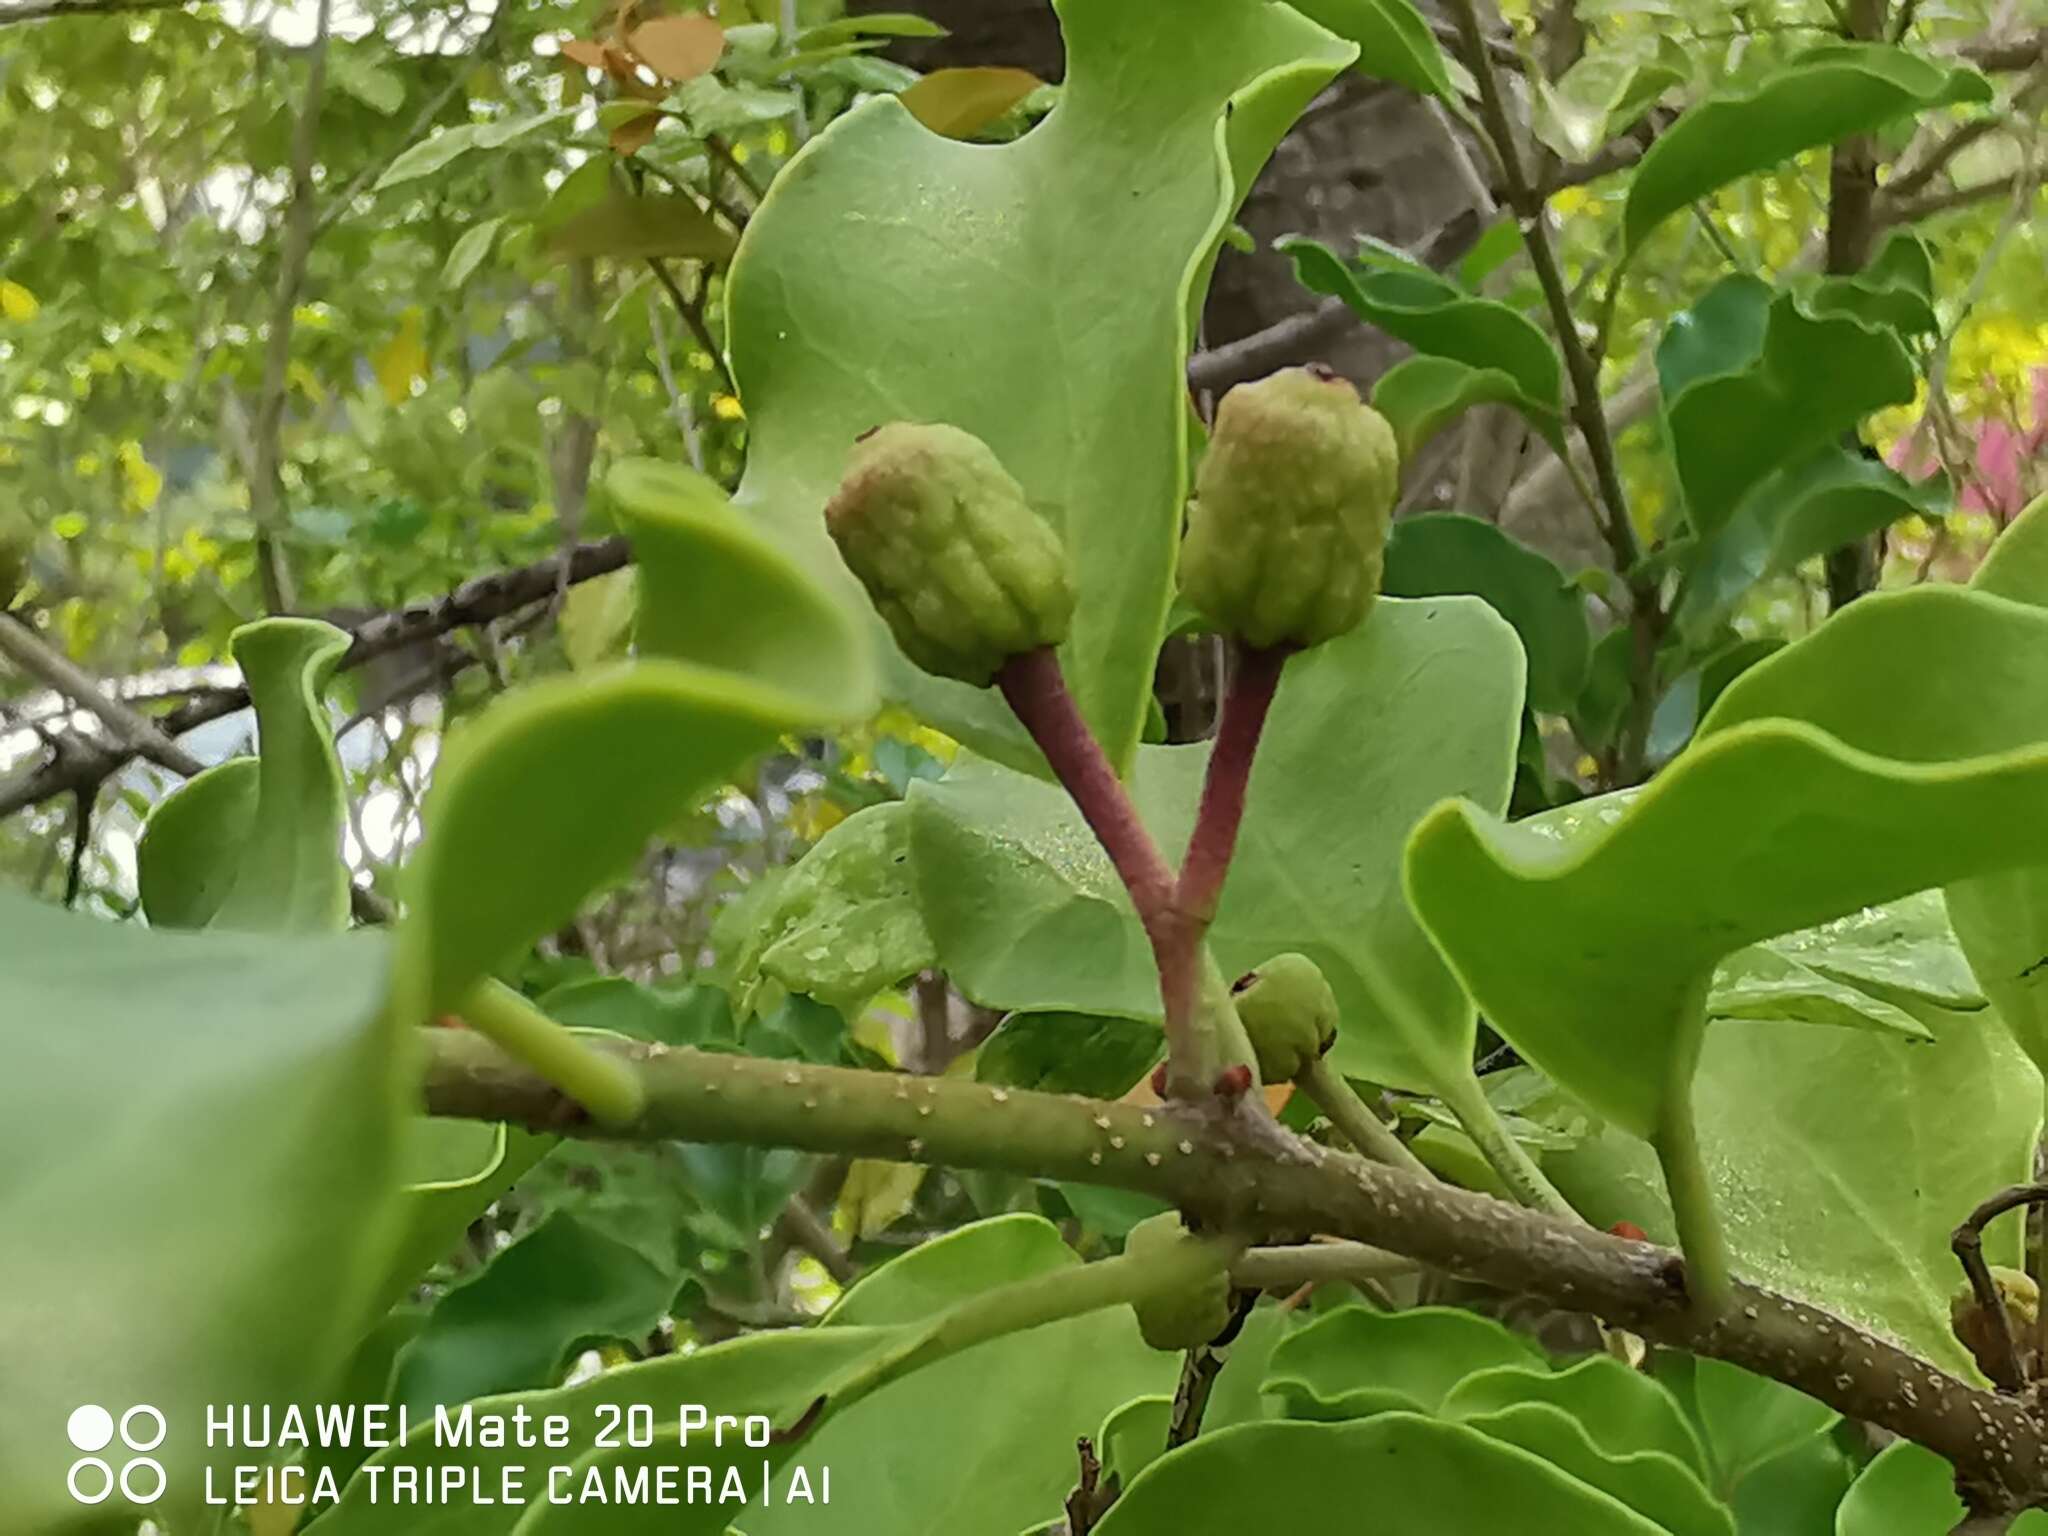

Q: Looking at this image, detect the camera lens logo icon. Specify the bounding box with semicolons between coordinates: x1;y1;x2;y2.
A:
66;1405;165;1506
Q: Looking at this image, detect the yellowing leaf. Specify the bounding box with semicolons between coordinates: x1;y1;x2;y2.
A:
118;442;162;512
0;280;39;322
372;309;430;404
629;14;725;82
897;67;1042;139
287;361;327;405
836;1158;928;1239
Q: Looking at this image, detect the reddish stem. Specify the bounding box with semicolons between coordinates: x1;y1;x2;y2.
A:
1177;643;1288;925
996;648;1177;924
998;648;1202;1083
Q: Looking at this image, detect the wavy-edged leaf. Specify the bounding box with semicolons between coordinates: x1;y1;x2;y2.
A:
1285;0;1453;99
1803;230;1938;336
1659;277;1917;536
1623;44;1990;255
1545;1000;2034;1378
1092;1416;1672;1534
1675;446;1947;639
914;596;1523;1092
1382;513;1590;713
1371;354;1565;462
1458;1404;1731;1536
0;893;402;1532
1443;1357;1706;1477
1652;1354;1838;1502
1834;1440;1962;1536
138;617;352;933
728;0;1356;773
1285;237;1566;418
1264;1305;1544;1420
400;458;875;1017
1405;585;2048;1144
1945;498;2048;1075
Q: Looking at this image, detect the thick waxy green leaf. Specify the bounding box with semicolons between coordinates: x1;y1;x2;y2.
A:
914;596;1523;1091
1658;277;1917;536
1092;1416;1671;1534
1946;498;2048;1075
401;459;875;1017
1547;1004;2034;1377
1285;0;1453;99
1455;1404;1730;1536
1833;1440;1962;1536
976;1010;1163;1098
1675;447;1946;640
0;892;402;1533
1803;231;1938;336
375;1120;554;1316
136;756;257;927
327;1215;1167;1536
138;617;352;933
1651;1355;1837;1503
1443;1357;1706;1478
1623;44;1990;255
1382;514;1590;713
1285;238;1565;420
748;1213;1176;1535
730;801;934;1016
1264;1305;1544;1420
728;0;1355;771
1405;584;2048;1145
390;1212;679;1418
1370;355;1560;461
1097;1396;1174;1487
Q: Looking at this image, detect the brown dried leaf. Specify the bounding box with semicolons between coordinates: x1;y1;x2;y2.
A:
558;38;611;69
897;66;1042;140
609;108;663;156
629;14;727;82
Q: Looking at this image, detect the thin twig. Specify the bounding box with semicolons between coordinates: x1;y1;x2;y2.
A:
247;0;335;613
0;616;205;776
0;537;632;819
646;257;735;395
64;785;95;907
1953;1184;2048;1392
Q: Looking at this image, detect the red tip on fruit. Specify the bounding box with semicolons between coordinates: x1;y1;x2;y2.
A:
1607;1221;1648;1243
1150;1062;1169;1097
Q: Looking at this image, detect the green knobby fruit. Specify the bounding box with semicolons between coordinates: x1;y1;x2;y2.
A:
1232;952;1339;1083
1125;1214;1233;1352
1180;365;1398;650
825;422;1074;686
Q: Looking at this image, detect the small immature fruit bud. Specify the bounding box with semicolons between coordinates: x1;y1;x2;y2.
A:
1180;365;1398;650
1125;1214;1233;1352
1952;1265;2041;1386
1231;952;1339;1084
825;422;1074;686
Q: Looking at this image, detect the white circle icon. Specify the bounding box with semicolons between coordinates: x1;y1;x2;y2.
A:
65;1406;114;1454
66;1458;113;1505
120;1406;166;1453
120;1458;166;1503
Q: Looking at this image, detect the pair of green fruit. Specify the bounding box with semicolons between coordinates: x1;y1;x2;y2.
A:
823;364;1402;683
